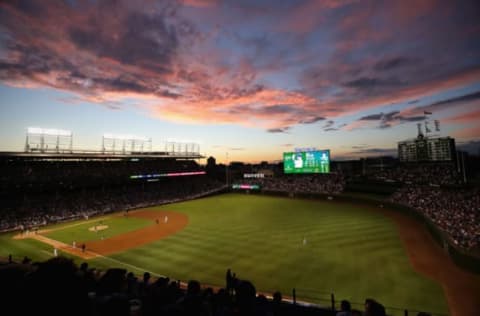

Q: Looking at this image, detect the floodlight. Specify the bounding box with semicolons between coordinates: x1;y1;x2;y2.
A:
27;127;72;137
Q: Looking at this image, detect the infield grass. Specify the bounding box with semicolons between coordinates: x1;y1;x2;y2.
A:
44;216;151;244
1;193;449;315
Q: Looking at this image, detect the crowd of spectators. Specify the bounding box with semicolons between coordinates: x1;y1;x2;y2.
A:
390;186;480;249
0;156;227;232
240;174;345;195
0;256;403;316
0;158;201;191
367;163;462;186
0;176;225;232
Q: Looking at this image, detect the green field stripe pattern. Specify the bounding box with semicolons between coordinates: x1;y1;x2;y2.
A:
44;216;152;243
1;193;448;316
103;194;446;315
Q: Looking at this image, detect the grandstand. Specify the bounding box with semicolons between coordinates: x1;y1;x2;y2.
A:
1;133;479;316
0;150;225;233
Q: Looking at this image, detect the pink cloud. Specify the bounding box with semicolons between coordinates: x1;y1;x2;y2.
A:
339;67;480;117
453;125;480;139
341;120;373;131
147;88;321;130
180;0;220;7
389;0;439;24
446;109;480;123
278;0;357;34
1;0;479;135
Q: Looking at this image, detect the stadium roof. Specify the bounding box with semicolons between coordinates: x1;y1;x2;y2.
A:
0;151;204;160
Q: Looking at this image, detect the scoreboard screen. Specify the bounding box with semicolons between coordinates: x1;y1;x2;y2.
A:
283;150;330;174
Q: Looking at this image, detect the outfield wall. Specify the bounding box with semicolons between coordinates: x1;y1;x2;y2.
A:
238;189;480;275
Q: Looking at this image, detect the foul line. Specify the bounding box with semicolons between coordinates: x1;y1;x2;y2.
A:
88;250;168;279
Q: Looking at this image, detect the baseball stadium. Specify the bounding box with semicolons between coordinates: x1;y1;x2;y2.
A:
1;2;480;315
1;130;479;316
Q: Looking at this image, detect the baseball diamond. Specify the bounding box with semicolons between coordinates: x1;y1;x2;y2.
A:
3;193;480;316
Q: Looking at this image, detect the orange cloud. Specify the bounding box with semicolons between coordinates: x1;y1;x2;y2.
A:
148;88;321;130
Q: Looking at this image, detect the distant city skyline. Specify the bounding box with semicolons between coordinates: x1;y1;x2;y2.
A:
1;0;479;163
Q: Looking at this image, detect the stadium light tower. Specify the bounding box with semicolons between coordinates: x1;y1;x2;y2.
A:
25;127;73;153
102;133;152;154
166;138;201;156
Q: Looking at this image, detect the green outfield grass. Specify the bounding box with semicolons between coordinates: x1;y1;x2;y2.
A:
44;216;152;244
0;193;448;315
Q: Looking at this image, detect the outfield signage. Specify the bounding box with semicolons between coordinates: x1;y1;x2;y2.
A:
243;173;264;178
232;184;260;190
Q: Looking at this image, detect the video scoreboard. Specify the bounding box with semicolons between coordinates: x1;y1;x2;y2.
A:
283;150;330;174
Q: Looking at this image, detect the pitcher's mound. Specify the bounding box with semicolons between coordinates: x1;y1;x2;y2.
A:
88;225;108;232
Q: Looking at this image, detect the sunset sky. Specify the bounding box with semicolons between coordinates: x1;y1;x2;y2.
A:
0;0;479;163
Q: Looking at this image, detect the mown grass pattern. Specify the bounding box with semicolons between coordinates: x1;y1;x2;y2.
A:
1;193;448;315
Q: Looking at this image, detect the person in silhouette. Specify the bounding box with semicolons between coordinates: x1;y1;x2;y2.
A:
226;269;232;295
337;300;351;316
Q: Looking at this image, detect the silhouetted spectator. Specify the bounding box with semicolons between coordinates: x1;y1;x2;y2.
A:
20;256;90;316
235;280;257;316
365;298;386;316
337;299;351;316
272;291;284;316
226;268;233;294
176;280;209;316
22;256;31;264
